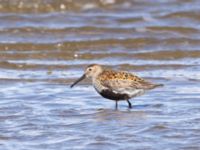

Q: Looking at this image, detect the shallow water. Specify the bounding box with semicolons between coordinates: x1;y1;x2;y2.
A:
0;0;200;149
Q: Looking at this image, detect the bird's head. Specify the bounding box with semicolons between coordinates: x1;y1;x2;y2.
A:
70;64;103;88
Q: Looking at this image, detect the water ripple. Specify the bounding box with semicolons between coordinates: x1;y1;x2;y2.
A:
0;0;200;150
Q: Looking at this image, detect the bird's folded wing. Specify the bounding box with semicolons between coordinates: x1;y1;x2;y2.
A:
101;79;158;93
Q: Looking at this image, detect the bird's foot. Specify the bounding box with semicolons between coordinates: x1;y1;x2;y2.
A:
127;100;132;109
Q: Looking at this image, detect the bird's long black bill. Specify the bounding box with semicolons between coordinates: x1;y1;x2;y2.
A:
70;74;86;88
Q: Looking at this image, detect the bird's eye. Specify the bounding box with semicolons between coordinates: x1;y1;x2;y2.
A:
88;68;92;71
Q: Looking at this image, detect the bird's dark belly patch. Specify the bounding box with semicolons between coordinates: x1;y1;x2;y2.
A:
99;89;129;100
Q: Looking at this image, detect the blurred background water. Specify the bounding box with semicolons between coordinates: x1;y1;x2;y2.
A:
0;0;200;149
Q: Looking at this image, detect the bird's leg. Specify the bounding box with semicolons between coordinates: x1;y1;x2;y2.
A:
115;101;118;109
127;100;132;108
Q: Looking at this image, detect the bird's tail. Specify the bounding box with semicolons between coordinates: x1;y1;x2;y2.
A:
151;83;164;89
138;80;164;90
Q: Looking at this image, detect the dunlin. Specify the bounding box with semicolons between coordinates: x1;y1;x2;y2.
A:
70;64;163;109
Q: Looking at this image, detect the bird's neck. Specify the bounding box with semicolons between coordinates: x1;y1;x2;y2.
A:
92;76;98;83
92;70;103;81
91;72;102;84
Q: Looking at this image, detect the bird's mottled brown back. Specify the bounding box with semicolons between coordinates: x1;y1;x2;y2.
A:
97;70;144;82
97;70;162;90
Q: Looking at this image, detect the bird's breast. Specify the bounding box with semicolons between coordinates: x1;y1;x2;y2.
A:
93;79;105;93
